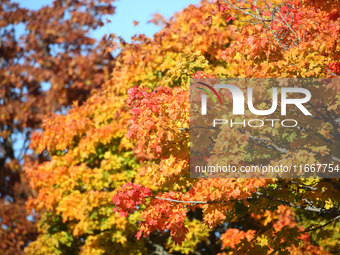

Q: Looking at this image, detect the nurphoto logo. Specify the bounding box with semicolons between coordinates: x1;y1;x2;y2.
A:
198;82;312;116
190;78;340;179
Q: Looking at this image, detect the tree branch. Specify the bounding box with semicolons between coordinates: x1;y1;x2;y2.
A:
154;192;340;215
304;215;340;232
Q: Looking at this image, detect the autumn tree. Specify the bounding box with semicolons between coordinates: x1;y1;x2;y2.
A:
26;0;340;254
26;2;232;254
0;0;115;253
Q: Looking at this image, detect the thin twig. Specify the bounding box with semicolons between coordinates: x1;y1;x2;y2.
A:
304;215;340;232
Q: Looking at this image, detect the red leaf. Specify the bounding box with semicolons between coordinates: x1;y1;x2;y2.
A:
281;5;288;13
112;183;152;217
251;5;259;11
131;107;141;115
226;15;235;23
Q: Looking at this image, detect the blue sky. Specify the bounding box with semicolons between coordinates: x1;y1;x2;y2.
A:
16;0;201;43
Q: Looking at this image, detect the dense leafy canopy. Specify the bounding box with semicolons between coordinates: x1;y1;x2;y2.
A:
25;0;340;254
0;0;115;253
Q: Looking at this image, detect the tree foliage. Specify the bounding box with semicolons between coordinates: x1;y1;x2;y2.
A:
26;0;340;254
0;0;115;253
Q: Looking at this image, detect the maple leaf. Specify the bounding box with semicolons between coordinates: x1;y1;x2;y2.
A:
226;14;235;23
112;183;153;217
251;5;259;11
206;15;213;25
133;20;140;27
